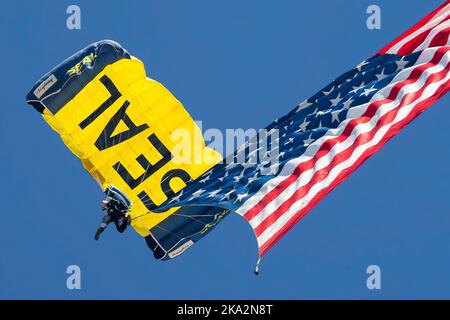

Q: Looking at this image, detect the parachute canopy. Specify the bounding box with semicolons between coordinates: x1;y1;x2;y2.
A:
26;40;227;260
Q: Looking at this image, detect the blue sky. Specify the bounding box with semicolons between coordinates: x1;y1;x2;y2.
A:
1;0;449;299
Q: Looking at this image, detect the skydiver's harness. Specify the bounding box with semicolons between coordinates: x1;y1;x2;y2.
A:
95;186;132;240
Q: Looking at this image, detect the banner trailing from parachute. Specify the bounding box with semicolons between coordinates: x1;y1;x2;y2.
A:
27;1;449;268
26;40;227;260
156;1;450;265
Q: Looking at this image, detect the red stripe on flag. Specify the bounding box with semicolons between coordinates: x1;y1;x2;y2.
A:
259;78;450;256
244;47;450;224
378;1;449;55
430;26;450;47
396;16;450;56
255;55;450;238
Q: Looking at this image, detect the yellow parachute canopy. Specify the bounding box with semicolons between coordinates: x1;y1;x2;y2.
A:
26;41;222;243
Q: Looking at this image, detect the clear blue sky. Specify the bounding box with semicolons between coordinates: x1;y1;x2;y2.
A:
1;0;449;299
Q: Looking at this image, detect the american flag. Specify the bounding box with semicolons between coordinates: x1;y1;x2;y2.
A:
159;1;450;261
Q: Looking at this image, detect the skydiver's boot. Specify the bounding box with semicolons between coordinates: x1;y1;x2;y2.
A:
94;227;105;241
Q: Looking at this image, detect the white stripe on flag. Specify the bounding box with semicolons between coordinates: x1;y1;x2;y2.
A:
257;54;450;248
237;45;446;218
413;19;450;53
387;3;450;54
249;48;450;231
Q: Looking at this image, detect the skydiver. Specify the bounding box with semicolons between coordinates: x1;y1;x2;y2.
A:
94;198;131;240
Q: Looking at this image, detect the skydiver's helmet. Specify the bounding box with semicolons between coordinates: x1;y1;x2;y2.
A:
100;199;109;210
103;185;131;212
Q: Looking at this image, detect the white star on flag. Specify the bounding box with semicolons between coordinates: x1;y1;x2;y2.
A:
342;97;354;109
303;134;314;145
361;85;377;97
330;93;342;107
235;192;249;203
396;58;409;71
296;118;310;132
295;100;312;112
189;189;206;200
375;68;389;81
206;189;221;198
169;191;183;203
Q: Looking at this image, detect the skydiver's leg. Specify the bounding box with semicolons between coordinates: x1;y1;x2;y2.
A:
95;214;111;240
113;215;130;233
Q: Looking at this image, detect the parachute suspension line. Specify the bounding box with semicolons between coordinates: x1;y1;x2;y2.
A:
166;211;228;250
130;211;152;221
172;213;221;218
176;213;213;228
160;173;169;184
155;224;184;240
102;114;109;150
254;257;262;275
156;220;221;255
134;209;225;250
112;161;121;186
131;209;219;230
138;162;152;188
140;196;156;207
